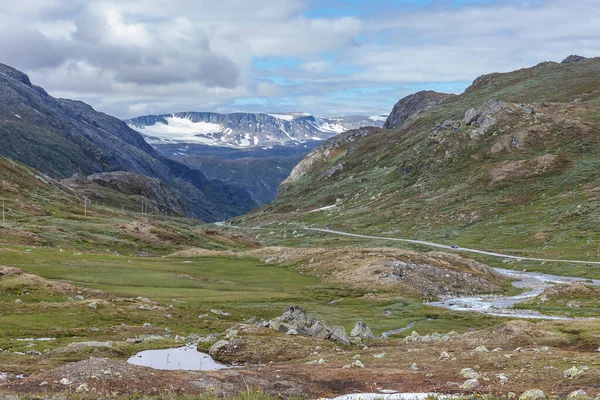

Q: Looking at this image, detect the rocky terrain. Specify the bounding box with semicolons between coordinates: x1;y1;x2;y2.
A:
383;91;456;130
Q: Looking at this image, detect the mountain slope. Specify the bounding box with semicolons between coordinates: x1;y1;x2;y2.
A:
125;112;386;148
237;56;600;259
177;155;303;205
0;63;256;221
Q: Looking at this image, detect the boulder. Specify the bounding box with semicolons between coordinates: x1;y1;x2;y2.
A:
460;368;481;379
306;320;331;340
568;390;589;399
564;366;588;379
350;321;375;339
464;108;480;125
209;340;229;356
520;390;545;400
329;326;351;345
460;379;479;390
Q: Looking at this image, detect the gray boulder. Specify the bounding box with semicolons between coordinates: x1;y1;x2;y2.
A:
209;340;229;356
464;108;480;125
460;379;479;390
329;326;351;345
306;320;331;340
568;390;589;400
519;390;545;400
350;321;375;339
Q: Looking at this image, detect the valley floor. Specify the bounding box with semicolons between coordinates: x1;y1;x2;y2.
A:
0;238;599;399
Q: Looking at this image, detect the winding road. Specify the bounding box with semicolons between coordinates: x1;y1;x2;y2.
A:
216;222;600;265
303;227;600;265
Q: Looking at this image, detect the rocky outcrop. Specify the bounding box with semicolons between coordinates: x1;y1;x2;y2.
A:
561;55;590;64
268;306;372;345
278;127;377;194
464;99;506;138
383;91;455;130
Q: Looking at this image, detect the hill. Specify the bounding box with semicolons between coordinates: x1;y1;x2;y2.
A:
0;63;256;221
236;56;600;259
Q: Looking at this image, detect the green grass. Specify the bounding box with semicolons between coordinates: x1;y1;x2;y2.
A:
0;246;505;357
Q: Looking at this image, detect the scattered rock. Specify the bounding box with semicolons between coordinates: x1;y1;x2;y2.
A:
76;383;89;392
286;329;299;335
373;352;387;359
60;378;71;386
225;330;238;339
439;351;452;360
88;302;98;309
460;368;481;379
409;363;419;371
138;304;154;311
474;345;489;353
497;373;510;384
519;389;545;400
460;379;479;390
14;299;23;304
347;360;364;368
306;358;325;365
564;366;588;379
568;390;589;399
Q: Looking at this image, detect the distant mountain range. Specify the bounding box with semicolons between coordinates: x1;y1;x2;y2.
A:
125;112;386;148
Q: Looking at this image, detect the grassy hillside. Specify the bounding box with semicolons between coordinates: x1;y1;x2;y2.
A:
236;57;600;260
0;157;256;255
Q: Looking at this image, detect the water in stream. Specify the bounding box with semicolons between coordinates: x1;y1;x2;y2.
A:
428;268;600;319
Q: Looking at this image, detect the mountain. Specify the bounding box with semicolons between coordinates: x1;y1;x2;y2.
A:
125;112;386;148
0;63;256;221
237;55;600;259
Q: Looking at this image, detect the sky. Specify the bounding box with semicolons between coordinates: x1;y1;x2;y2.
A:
1;0;600;118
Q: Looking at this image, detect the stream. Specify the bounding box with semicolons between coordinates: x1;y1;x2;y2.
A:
428;268;600;319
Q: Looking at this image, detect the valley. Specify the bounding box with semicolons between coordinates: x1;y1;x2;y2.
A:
1;53;600;400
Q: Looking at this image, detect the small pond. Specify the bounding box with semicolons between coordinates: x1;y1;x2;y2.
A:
127;345;228;371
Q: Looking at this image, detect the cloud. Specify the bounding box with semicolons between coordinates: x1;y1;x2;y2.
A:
0;0;599;118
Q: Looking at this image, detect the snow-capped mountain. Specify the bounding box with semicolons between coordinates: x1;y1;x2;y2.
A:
125;112;386;148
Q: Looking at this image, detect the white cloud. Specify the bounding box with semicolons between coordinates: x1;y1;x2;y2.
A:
0;0;599;117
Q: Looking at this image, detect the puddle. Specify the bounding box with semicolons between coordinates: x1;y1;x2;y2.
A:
325;393;455;400
428;268;600;319
127;345;228;371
